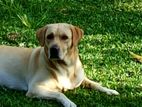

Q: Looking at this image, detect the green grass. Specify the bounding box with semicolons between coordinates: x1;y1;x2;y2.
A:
0;0;142;107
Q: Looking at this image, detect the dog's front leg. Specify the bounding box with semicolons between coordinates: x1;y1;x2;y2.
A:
81;77;119;95
26;85;76;107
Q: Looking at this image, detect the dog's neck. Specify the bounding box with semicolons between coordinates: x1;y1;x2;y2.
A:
64;46;78;66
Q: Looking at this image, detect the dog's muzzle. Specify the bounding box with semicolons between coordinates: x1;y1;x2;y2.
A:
49;45;60;59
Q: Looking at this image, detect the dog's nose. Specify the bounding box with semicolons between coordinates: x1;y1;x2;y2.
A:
50;45;60;59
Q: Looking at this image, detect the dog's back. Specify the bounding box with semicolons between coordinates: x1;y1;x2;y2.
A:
0;46;32;90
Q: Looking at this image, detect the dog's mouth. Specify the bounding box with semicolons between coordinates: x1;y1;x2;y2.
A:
49;45;61;60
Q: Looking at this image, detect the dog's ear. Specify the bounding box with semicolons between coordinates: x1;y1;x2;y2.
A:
70;25;84;46
36;26;47;46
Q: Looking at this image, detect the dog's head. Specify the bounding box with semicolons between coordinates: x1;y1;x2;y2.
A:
36;23;83;60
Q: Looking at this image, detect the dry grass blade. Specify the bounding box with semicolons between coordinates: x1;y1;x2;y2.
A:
17;14;31;28
129;51;142;63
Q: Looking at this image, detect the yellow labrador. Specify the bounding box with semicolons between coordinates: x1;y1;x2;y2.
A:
0;23;119;107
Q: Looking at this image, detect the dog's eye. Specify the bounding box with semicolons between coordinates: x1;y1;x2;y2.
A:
61;35;68;40
47;33;54;40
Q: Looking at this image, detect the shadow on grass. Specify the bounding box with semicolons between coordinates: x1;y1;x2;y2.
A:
0;86;141;107
0;87;60;107
67;86;142;107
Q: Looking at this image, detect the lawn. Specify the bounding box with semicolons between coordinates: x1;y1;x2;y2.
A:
0;0;142;107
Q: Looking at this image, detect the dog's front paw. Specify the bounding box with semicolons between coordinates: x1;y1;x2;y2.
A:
62;99;77;107
105;88;119;95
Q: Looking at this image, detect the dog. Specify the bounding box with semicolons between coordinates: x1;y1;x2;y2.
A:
0;23;119;107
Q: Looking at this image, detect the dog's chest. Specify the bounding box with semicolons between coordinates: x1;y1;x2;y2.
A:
58;76;73;90
56;65;83;91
